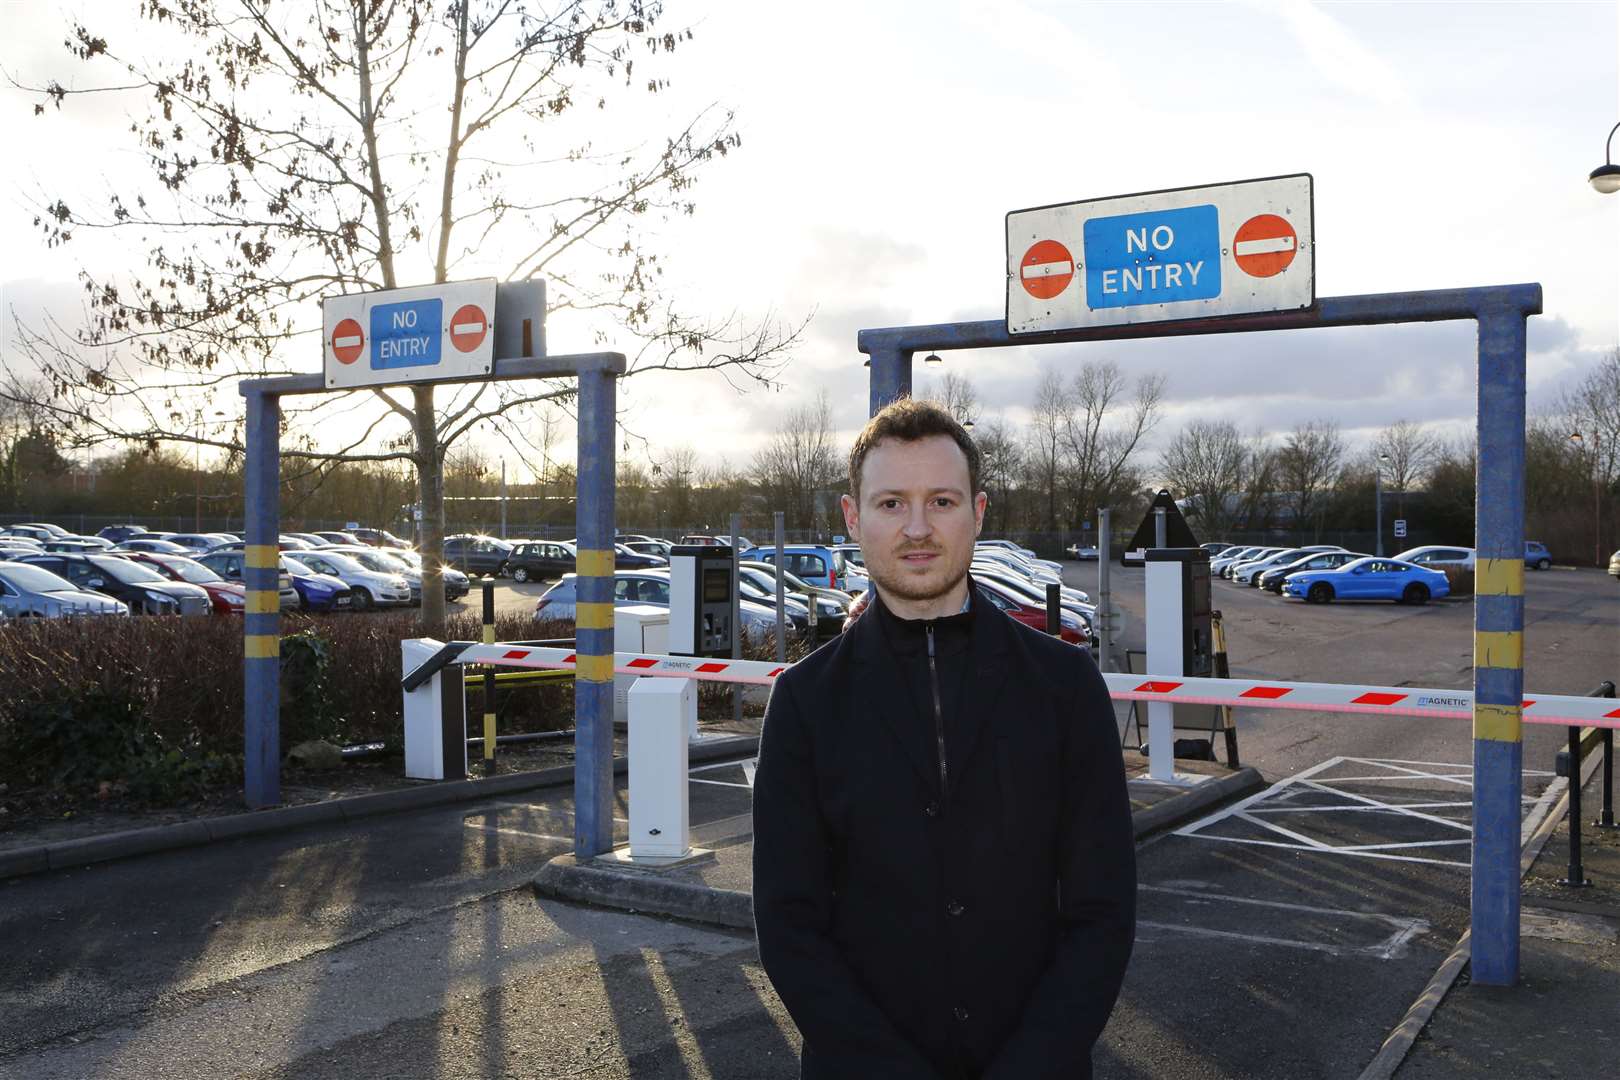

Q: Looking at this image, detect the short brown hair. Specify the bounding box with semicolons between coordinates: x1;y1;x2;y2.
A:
848;396;982;503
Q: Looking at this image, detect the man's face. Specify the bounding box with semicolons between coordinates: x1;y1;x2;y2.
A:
841;434;986;611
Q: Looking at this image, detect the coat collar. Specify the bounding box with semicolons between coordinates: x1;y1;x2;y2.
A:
850;576;1013;801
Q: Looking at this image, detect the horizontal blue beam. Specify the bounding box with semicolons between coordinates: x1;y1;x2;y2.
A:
857;285;1543;356
241;351;627;398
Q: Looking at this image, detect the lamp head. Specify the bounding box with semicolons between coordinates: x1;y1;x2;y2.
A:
1590;163;1620;195
924;353;942;366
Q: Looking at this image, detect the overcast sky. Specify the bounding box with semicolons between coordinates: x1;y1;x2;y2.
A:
3;0;1617;484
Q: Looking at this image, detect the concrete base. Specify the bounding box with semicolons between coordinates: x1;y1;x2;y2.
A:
596;847;716;872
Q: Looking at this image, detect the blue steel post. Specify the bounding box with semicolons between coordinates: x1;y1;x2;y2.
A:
1470;301;1532;986
865;345;913;416
242;390;282;808
573;369;616;857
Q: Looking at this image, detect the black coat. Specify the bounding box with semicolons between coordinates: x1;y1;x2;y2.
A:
752;583;1136;1080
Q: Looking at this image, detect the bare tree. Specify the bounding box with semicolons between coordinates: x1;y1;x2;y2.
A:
1059;360;1164;526
1236;429;1279;532
1373;419;1439;515
10;1;801;631
1159;419;1246;536
925;371;978;426
1559;346;1620;487
973;416;1022;537
1024;368;1069;531
751;390;837;530
1276;420;1344;539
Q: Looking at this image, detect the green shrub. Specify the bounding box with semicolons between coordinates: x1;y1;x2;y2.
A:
1441;566;1475;598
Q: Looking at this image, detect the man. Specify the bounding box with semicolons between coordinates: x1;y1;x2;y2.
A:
753;397;1136;1079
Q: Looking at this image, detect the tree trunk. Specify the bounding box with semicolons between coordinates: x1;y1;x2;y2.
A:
413;385;446;636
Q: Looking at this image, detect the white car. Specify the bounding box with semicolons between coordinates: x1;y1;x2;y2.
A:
1232;546;1346;586
534;568;797;643
283;550;412;610
1393;545;1476;570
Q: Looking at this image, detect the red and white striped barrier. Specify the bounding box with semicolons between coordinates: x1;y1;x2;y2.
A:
1103;673;1620;729
453;644;1620;728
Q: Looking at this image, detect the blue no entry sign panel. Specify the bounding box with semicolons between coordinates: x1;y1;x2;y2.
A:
1083;204;1222;310
1006;174;1313;334
371;299;444;369
322;278;496;389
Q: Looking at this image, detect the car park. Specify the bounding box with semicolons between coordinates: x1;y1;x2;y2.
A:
311;530;364;546
96;524;150;543
122;552;247;615
40;537;116;552
282;550;412;610
743;544;860;594
113;538;192;555
279;558;354;612
314;545;441;604
1393;545;1476;570
193;550;303;610
0;561;128;618
1524;541;1552;570
17;552;212;615
1259;550;1368;593
443;534;513;576
1282;557;1450;604
349;527;413;549
534;569;792;643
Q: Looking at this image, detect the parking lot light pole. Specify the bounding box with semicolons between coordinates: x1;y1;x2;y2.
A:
1375;452;1389;557
1569;431;1601;567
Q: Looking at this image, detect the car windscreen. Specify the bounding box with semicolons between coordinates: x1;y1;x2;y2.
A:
89;555;166;584
308;552;367;575
348;550;404;572
0;564;80;593
159;558;223;584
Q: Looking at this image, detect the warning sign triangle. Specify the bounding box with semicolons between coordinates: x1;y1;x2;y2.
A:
1122;489;1201;565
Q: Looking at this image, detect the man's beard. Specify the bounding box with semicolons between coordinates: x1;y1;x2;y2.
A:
868;544;972;606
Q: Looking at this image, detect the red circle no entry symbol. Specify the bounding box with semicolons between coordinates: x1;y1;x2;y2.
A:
331;318;365;364
1233;214;1298;278
449;304;489;353
1019;239;1074;300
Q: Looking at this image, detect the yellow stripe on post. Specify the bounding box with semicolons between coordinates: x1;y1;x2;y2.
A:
244;634;279;659
484;713;496;760
577;601;615;630
245;590;279;614
575;548;615;577
575;653;615;682
483;625;496;645
1474;558;1524;597
245;544;280;569
1474;702;1523;743
1475;631;1523;670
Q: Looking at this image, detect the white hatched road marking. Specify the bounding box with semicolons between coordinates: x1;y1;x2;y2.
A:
1137;885;1430;960
1175;756;1560;869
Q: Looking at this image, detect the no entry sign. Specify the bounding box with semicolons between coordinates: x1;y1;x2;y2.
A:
1234;214;1299;277
1006;174;1313;334
322;278;497;389
1019;240;1075;300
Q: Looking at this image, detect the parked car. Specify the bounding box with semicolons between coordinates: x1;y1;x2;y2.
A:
1282;557;1450;604
678;534;729;547
970;558;1090;607
313;545;440;604
193;550;303;610
0;525;57;543
1065;543;1101;560
969;566;1095;630
279;558;354;612
164;532;236;552
0;538;45;557
16;522;72;538
1233;546;1346;586
311;530;364;546
1259;550;1368;593
97;524;150;543
1201;542;1237;558
972;575;1091;645
1610;549;1620;581
16;552;212;615
385;549;471;601
122;552;247;615
978;539;1040;560
282;550;412;610
504;540;577;582
622;539;674;559
0;561;128;618
1211;546;1270;577
737;561;848;636
1393;545;1476;570
443;534;514;576
1524;541;1552;570
113;538;192;555
350;527;413;549
40;537;116;553
534;569;794;642
743;544;859;593
283;532;331;548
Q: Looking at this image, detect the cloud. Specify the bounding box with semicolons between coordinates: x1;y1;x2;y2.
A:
1243;0;1413;108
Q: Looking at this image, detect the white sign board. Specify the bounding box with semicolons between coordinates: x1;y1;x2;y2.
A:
1393;519;1408;539
323;278;497;389
1006;174;1313;335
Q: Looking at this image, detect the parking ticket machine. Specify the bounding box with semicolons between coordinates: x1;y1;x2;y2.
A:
1144;547;1213;677
669;545;736;658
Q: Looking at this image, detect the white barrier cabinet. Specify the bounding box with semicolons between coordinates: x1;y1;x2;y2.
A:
627;675;694;859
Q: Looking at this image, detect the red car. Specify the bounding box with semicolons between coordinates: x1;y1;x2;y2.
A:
122;551;247;615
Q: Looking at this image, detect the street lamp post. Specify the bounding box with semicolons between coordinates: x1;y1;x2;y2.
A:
1374;452;1390;557
1591;121;1620;194
1569;431;1602;567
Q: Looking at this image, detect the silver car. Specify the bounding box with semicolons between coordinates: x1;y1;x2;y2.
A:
0;562;128;617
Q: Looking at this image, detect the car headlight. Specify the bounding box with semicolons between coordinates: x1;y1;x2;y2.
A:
145;589;177;610
221;591;244;606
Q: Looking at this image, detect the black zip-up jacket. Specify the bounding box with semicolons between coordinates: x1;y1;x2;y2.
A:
753;579;1136;1079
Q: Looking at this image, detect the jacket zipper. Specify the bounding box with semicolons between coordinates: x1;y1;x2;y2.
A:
926;624;947;800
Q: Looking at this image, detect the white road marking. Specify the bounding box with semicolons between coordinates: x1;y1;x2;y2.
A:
1138;885;1430;959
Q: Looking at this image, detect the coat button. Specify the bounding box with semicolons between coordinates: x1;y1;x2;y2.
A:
954;1006;970;1022
946;900;965;917
924;802;940;818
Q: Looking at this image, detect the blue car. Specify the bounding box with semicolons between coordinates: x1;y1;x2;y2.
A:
283;560;353;612
1282;557;1450;605
1524;541;1552;570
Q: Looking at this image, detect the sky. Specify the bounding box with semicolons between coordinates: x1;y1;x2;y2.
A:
2;0;1618;485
